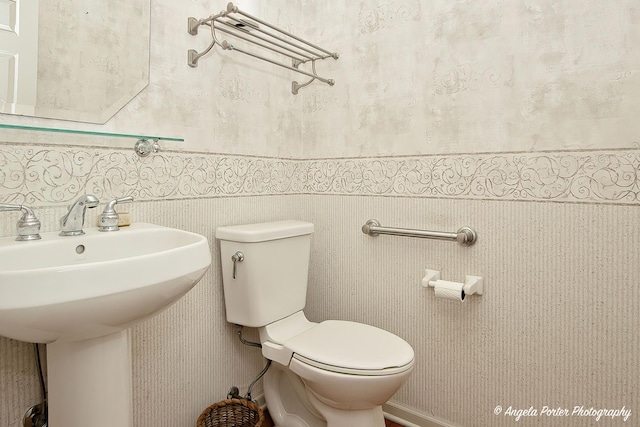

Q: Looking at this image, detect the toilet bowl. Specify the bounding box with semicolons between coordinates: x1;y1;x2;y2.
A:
216;221;415;427
259;311;414;426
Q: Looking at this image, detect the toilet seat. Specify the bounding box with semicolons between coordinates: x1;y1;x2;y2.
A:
292;354;413;376
284;320;414;375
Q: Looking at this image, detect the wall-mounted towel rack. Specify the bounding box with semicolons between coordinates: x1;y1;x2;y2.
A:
187;2;339;94
361;219;478;246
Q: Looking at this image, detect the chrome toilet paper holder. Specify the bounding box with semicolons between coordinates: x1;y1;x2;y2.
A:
421;269;484;297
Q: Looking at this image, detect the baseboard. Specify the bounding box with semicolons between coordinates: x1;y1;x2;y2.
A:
383;401;461;427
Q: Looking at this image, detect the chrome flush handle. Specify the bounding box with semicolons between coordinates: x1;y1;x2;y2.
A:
231;251;244;279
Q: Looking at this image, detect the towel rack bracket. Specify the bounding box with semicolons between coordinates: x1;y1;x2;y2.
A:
362;219;382;237
187;49;199;68
456;226;477;246
188;17;200;35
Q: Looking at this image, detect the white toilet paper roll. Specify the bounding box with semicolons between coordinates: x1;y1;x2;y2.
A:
433;280;465;302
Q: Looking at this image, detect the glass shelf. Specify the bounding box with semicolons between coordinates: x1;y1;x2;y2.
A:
0;124;184;142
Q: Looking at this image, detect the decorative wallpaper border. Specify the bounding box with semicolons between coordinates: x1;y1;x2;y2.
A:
0;143;638;205
303;152;640;203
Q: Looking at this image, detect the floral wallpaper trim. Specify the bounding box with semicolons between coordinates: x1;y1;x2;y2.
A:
0;144;638;205
301;152;640;203
0;145;301;204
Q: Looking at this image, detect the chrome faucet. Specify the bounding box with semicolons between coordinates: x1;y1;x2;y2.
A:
60;194;99;236
0;203;41;241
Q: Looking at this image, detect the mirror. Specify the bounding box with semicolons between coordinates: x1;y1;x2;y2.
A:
0;0;150;124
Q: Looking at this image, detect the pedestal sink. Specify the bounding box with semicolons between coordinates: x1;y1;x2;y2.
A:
0;222;211;427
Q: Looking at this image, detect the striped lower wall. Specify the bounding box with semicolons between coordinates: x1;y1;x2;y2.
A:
300;195;639;427
1;143;638;426
0;340;41;427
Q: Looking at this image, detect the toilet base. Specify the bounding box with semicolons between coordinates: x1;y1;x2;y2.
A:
307;391;385;427
264;362;385;427
265;363;325;427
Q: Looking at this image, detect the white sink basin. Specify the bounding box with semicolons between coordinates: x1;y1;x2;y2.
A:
0;222;211;343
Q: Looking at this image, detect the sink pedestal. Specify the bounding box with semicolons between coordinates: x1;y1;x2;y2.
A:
47;330;133;427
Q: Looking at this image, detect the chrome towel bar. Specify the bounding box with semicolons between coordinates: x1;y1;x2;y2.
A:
187;2;339;94
361;219;477;246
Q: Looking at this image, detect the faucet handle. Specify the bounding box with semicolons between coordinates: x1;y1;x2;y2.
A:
99;197;134;232
109;196;134;206
0;203;20;212
0;203;41;241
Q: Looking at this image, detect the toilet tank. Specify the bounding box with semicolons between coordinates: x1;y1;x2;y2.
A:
216;220;314;327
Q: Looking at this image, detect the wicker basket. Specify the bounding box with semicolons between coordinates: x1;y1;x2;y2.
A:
197;398;265;427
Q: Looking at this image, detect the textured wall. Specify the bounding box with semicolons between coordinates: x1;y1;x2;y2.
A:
1;1;640;427
301;195;639;426
5;0;303;157
131;196;301;425
1;143;638;427
301;0;640;157
0;339;40;427
36;0;150;122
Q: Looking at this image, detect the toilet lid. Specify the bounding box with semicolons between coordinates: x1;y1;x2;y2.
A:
284;320;414;373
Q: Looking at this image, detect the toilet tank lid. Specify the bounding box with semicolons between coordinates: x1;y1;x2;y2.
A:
216;220;314;242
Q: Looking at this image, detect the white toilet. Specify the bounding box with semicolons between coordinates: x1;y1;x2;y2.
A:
216;220;414;427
